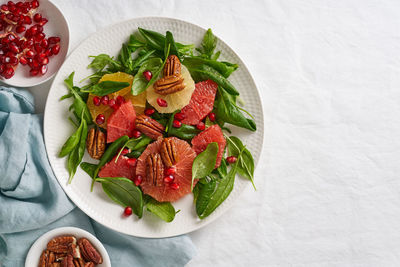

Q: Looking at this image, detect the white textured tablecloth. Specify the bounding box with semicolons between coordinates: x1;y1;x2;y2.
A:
30;0;400;266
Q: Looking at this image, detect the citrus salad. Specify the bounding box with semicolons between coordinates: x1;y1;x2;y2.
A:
59;28;257;222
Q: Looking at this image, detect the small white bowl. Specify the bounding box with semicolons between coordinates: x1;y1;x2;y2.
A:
1;0;69;87
25;227;111;267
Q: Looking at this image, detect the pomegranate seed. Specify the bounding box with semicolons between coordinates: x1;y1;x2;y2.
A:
19;56;27;65
174;112;185;121
121;148;129;155
37;52;46;59
9;43;19;54
31;58;39;68
40;64;47;75
208;112;216;122
144;108;155;116
226;156;237;164
9;56;18;66
170;182;180;190
1;38;9;45
132;130;141;139
172;120;182;128
1;5;8;11
127;158;137;166
15;25;25;33
7;1;15;7
29;25;38;36
23;16;31;24
33;13;41;22
196;122;205;130
164;175;174;183
96;114;105;125
51;43;60;55
34;32;45;42
34;42;42;53
21;7;28;13
3;67;14;79
108;99;117;109
41;39;48;48
31;0;39;8
8;6;16;13
7;34;16;42
2;57;9;64
38;18;48;26
44;48;53;56
116;95;125;105
5;51;15;57
143;70;152;81
133;175;143;186
48;36;60;44
165;166;176;176
100;95;109;105
25;49;34;58
93;96;101;106
29;68;38;76
157;98;167;107
123;206;132;216
40;56;48;65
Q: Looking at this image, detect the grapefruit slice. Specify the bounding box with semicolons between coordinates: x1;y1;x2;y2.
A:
87;72;146;128
146;65;195;113
136;137;197;202
180;80;218;125
98;155;136;180
107;100;136;143
191;124;226;168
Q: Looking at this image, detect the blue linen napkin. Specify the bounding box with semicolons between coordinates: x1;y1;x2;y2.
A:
0;86;196;267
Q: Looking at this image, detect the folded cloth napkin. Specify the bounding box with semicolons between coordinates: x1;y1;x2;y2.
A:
0;86;196;267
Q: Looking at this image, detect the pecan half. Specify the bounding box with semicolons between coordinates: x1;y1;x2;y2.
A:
50;263;61;267
47;236;76;254
86;128;106;159
61;254;74;267
136;115;165;140
73;258;86;267
160;138;178;167
78;238;103;264
146;153;164;186
84;262;95;267
68;243;81;259
153;75;185;95
163;55;181;77
39;250;49;267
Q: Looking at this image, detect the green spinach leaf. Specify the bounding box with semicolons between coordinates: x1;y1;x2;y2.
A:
165;31;180;59
88;54;121;71
195;179;217;216
196;28;218;59
82;81;130;96
67;117;88;183
167;123;201;140
191;142;219;190
59;119;84;157
131;58;163;95
183;56;238;78
80;162;98;178
145;196;176;222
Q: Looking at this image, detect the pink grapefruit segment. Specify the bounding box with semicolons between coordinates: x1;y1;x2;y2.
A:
107;100;136;143
136;137;197;202
180;80;218;125
98;155;136;180
191;124;226;168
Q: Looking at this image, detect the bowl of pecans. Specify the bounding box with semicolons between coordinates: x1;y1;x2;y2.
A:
25;227;111;267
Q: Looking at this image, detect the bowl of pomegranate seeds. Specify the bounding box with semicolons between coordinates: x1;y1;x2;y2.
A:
0;0;69;87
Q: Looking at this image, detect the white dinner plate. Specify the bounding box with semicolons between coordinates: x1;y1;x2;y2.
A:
44;17;264;238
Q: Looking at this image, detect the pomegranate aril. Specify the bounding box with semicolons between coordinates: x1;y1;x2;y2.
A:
7;1;14;7
31;58;39;68
174;112;185;121
23;16;31;25
157;98;167;107
170;182;180;190
96;114;105;125
172;120;182;128
25;49;34;58
29;68;38;76
108;99;117;109
121;148;129;155
3;67;14;79
48;36;60;44
226;156;237;164
19;56;27;65
40;56;48;65
143;70;152;81
9;43;19;54
144;108;155;116
1;38;9;45
9;56;18;65
93;96;101;106
127;158;137;166
31;0;39;8
40;64;47;75
36;24;43;33
15;25;25;33
1;5;8;11
41;38;48;48
33;13;42;22
116;95;125;105
100;95;109;105
123;206;132;216
208;112;216;122
132;130;141;139
38;18;48;26
8;6;16;13
7;34;16;42
51;44;60;55
165;166;176;176
34;42;42;53
34;32;45;42
44;48;52;56
196;122;205;130
134;175;143;186
164;175;174;184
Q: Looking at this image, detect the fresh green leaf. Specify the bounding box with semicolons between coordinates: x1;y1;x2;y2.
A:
195;179;217;216
115;135;152;162
131;49;156;72
80;162;98;178
196;28;217;59
83;81;130;96
68;117;88;183
128;34;146;51
88;54;121;71
165;31;180;59
59;117;84;157
131;58;163;95
118;43;133;71
147;44;170;87
226;136;255;189
145;196;176;222
215;87;256;131
96;177;143;218
167;123;201;140
183;56;238;78
191;142;219;190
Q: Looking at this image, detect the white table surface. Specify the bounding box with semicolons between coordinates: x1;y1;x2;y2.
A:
28;0;400;266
